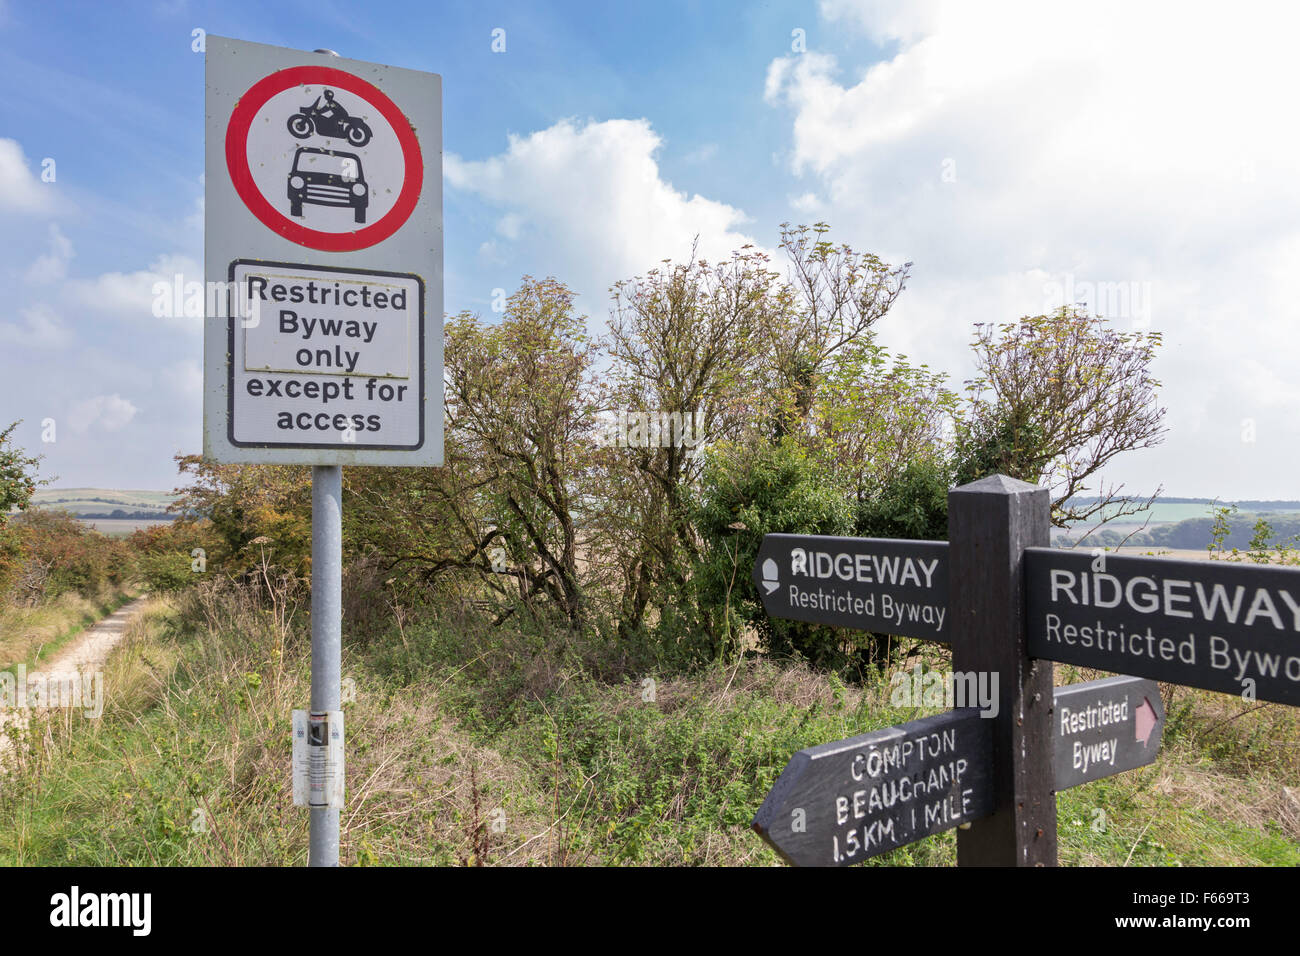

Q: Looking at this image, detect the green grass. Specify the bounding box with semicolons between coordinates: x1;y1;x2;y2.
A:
1;588;1295;867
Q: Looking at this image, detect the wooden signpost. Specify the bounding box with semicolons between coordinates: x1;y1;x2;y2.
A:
948;476;1054;866
751;474;1300;867
754;675;1165;864
1052;676;1163;791
753;710;993;866
1026;548;1300;707
752;534;950;642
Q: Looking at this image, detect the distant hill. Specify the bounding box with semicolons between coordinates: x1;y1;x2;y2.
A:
1066;495;1300;511
28;488;177;521
1060;496;1300;532
1058;510;1300;551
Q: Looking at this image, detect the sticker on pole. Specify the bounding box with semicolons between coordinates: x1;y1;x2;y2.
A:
293;710;345;809
225;65;424;252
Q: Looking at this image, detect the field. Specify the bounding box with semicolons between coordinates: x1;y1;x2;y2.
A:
30;488;176;516
1;590;1294;867
3;481;1295;868
78;518;175;537
24;488;178;534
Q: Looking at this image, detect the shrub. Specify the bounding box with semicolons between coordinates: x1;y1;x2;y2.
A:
854;458;951;542
129;521;214;593
693;437;854;670
9;509;134;603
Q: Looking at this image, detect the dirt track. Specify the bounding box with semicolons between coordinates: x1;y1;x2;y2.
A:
0;597;145;767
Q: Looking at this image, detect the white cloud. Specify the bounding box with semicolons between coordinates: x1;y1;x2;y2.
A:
764;0;1300;496
682;143;719;164
789;192;823;214
0;304;72;348
446;118;762;313
25;223;73;283
0;138;53;213
67;393;138;434
160;359;203;400
184;195;204;233
67;253;202;327
496;212;525;241
477;239;506;264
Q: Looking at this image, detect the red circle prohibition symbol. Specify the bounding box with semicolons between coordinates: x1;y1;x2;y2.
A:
226;65;423;252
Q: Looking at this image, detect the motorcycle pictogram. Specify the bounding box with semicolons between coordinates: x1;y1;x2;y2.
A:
286;88;373;147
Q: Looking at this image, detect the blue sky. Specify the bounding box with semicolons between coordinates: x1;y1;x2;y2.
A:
3;0;1299;499
0;0;866;301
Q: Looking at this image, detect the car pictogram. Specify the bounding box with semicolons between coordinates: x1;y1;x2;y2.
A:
287;147;369;224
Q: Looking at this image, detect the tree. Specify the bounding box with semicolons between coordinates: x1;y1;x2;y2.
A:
854;458;951;542
170;454;312;577
0;421;44;523
11;509;133;602
439;277;600;626
693;437;854;667
603;244;779;633
767;222;912;438
1248;516;1274;564
601;225;918;636
806;340;958;506
957;308;1167;527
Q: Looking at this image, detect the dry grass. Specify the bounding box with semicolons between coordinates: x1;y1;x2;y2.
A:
3;579;1296;867
1;582;563;866
0;590;128;669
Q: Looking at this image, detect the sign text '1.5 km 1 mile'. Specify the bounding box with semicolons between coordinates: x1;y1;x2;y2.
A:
1027;549;1300;707
753;534;950;642
754;675;1164;865
752;709;993;867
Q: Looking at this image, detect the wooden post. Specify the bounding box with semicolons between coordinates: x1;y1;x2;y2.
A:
949;475;1056;866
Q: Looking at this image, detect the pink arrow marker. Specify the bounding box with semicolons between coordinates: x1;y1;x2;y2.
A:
1135;697;1158;747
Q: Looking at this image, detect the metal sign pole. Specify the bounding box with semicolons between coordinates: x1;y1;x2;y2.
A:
309;464;342;867
308;45;343;871
206;35;443;866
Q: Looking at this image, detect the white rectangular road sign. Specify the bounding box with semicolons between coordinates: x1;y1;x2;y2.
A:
204;36;442;465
